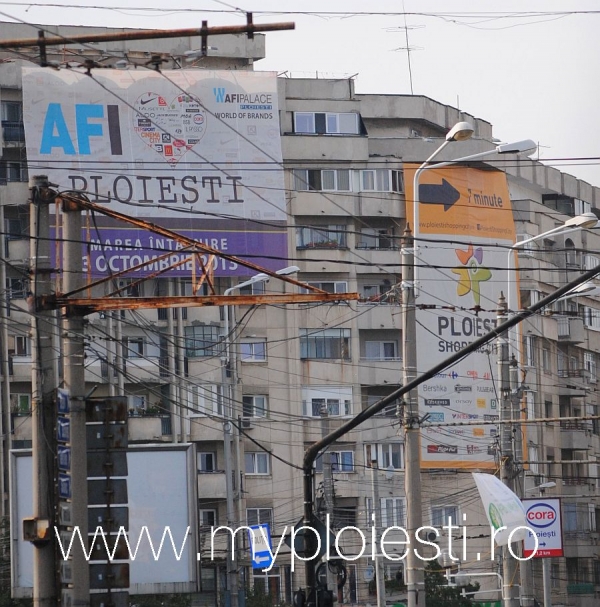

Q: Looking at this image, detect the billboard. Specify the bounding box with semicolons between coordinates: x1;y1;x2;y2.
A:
11;445;197;596
22;68;287;276
405;164;517;468
522;498;563;558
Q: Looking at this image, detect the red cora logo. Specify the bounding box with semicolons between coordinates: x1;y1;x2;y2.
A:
526;503;557;529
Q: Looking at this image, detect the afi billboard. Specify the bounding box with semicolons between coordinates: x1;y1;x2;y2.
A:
22;68;287;276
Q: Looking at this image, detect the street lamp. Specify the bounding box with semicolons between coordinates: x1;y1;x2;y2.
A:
221;265;299;607
403;124;535;607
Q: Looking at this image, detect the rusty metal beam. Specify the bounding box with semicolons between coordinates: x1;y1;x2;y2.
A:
0;21;295;49
44;292;359;314
58;194;327;295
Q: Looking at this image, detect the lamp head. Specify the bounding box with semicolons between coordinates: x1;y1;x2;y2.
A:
495;139;537;155
275;265;300;276
446;121;475;142
564;212;599;229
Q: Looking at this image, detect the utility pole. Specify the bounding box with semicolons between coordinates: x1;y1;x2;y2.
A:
61;193;90;604
497;293;519;607
401;225;423;607
321;407;336;599
370;459;386;607
0;185;11;517
29;176;58;607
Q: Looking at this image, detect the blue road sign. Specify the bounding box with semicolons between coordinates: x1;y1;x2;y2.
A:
58;473;72;499
58;446;71;471
248;524;273;570
57;388;70;413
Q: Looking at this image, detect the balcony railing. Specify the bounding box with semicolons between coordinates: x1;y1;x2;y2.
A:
2;121;25;142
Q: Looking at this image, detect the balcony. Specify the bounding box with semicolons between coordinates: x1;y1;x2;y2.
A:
358;358;403;385
560;420;592;449
198;471;227;499
128;416;163;442
557;368;591;396
556;316;585;343
567;583;594;595
7;238;29;264
2;121;25;145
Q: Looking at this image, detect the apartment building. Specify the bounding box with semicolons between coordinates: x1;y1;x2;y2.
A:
0;21;600;607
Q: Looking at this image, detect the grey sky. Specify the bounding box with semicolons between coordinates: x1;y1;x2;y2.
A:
2;0;598;187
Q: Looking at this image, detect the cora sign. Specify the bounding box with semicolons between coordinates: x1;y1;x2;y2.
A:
522;498;563;558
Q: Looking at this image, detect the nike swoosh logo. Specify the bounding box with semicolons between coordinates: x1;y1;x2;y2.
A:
140;97;157;105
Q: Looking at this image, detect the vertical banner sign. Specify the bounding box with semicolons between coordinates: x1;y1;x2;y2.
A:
522;498;563;558
405;164;517;468
21;68;286;276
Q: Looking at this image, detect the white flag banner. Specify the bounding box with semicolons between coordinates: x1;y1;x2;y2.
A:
472;472;528;546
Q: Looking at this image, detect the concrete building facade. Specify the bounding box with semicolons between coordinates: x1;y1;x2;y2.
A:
0;21;599;607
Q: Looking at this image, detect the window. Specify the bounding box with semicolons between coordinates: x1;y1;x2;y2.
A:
118;278;143;297
128;395;146;414
583;306;600;330
240;340;267;362
247;507;273;528
300;328;351;360
10;393;30;415
188;384;223;416
302;386;352;418
542;348;551;373
583;254;600;271
198;452;217;472
245;452;269;475
239;280;266;296
199;509;217;528
123;337;144;358
361;282;398;304
293;112;360;135
7;278;27;299
303;281;348;294
357;228;396;250
523;335;535;367
364;340;398;361
14;335;30;357
1;101;21;122
365;443;403;470
584;352;597;382
515;234;536;256
315;450;354;473
431;505;459;527
0;161;27;183
243;395;267;418
296;225;347;249
252;566;284;604
185;325;221;357
293;169;351;192
366;497;406;527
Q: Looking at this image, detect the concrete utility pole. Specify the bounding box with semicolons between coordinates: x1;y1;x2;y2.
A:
401;225;424;607
61;194;90;604
321;407;337;597
0;186;11;517
29;176;58;607
497;294;520;607
370;459;386;607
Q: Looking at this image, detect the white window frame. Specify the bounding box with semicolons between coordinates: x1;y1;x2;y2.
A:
197;452;217;472
14;335;30;357
302;386;353;418
300;328;351;360
128;395;146;414
315;450;355;473
364;340;399;361
523;335;535;367
189;384;223;417
240;339;267;363
199;509;217;528
431;504;459;527
243;395;268;418
247;507;273;527
366;497;406;527
515;234;536;256
303;280;348;294
293;112;315;134
365;443;404;470
583;306;600;330
585;352;597;383
245;452;270;475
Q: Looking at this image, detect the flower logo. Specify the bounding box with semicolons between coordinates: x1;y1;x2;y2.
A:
451;245;492;306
